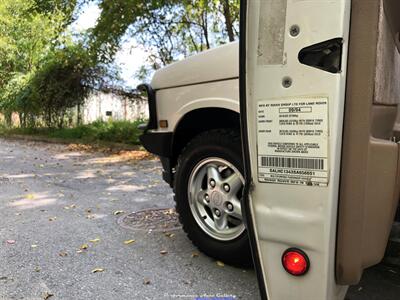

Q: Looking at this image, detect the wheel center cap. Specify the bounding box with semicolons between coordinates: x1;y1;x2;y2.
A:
210;191;225;208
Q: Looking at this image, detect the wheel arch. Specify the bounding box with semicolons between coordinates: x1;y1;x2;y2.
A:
171;107;241;169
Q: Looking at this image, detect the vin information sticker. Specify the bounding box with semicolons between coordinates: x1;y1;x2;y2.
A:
257;97;329;187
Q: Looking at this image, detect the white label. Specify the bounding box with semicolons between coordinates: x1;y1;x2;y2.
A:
257;97;329;187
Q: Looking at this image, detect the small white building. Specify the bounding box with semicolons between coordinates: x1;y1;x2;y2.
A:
82;88;149;123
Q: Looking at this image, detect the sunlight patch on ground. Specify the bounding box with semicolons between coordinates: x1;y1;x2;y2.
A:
5;174;35;179
106;184;144;192
9;192;58;210
86;151;154;165
53;152;84;160
75;169;100;179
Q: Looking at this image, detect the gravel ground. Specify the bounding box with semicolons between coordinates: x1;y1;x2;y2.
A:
0;138;399;300
0;139;259;300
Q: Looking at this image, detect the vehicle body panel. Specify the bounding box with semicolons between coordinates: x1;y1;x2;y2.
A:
155;79;239;133
151;42;239;90
241;0;351;299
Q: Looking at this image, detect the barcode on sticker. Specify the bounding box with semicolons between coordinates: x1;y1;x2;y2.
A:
260;156;324;170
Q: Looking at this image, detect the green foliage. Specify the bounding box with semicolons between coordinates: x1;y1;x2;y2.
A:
0;0;66;85
0;0;240;139
90;0;240;68
28;44;99;127
0;0;104;128
1;120;145;145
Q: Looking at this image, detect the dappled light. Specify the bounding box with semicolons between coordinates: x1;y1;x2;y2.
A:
86;150;155;165
75;169;101;179
4;173;36;179
53;152;85;161
106;184;145;193
9;192;57;210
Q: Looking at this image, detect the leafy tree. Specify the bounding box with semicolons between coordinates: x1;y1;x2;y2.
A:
29;44;100;128
90;0;240;68
0;0;101;128
0;0;240;129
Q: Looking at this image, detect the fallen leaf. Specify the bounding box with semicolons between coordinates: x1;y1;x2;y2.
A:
124;240;135;245
113;210;124;216
160;250;168;255
91;268;105;274
59;251;68;257
191;252;199;258
26;194;35;200
89;238;100;243
35;266;41;272
143;278;151;285
164;233;175;238
163;208;175;215
31;245;38;249
216;261;225;267
6;240;16;245
43;291;53;300
76;250;84;254
80;244;89;250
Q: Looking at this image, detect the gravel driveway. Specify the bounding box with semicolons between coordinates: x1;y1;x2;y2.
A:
0;139;259;300
1;138;400;300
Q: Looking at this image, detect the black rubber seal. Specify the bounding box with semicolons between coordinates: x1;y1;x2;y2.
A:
239;1;268;299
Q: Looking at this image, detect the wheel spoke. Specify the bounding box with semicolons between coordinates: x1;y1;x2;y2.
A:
227;197;243;220
214;213;228;231
224;172;243;194
207;165;221;185
196;190;208;205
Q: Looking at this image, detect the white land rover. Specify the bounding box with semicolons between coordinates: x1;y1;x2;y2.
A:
138;42;250;266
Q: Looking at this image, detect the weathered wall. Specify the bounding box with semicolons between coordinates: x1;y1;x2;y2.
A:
82;91;149;124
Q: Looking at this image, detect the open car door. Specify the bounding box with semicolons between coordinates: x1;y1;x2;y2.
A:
240;0;400;299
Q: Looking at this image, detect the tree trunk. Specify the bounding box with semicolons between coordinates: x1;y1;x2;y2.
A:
77;103;82;125
201;10;211;49
222;0;235;42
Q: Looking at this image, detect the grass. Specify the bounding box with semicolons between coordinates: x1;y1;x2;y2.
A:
0;120;146;145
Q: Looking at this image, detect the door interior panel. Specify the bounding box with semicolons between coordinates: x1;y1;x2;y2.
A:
336;0;400;285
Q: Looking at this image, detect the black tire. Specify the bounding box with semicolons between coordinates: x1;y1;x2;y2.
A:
174;129;252;267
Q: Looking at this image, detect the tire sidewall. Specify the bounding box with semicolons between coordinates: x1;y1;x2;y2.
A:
174;131;251;265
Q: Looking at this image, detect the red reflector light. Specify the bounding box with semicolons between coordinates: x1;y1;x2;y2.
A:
282;248;310;276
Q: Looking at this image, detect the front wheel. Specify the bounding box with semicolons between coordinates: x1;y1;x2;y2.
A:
174;129;252;267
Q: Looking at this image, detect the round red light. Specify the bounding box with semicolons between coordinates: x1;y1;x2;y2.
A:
282;249;310;276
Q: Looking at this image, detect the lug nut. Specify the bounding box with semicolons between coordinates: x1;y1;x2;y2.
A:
227;203;234;212
223;184;230;192
204;194;210;202
210;179;216;188
215;209;221;217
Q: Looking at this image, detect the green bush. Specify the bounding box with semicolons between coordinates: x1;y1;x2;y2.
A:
1;120;146;145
